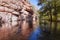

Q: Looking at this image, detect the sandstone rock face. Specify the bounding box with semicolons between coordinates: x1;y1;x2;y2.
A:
0;0;35;40
0;0;34;24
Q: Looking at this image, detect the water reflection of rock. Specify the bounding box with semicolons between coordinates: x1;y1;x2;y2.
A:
0;24;17;40
0;16;38;40
0;16;2;27
0;12;38;40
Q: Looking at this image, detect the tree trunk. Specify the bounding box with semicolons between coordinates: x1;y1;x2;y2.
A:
49;11;52;33
53;0;57;34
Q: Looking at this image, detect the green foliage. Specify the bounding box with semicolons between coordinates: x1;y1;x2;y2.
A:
38;0;60;18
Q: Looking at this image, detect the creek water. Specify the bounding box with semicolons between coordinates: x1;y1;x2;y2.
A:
0;20;58;40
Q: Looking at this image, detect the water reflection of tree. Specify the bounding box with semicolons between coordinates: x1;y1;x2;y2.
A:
40;20;50;32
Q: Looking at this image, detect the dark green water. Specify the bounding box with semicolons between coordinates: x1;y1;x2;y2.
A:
39;19;60;40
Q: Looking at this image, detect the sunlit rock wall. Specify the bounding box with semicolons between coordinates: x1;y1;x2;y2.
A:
0;0;33;23
0;0;34;40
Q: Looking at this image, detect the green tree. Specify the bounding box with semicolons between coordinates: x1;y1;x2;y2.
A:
38;0;52;33
37;0;60;33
